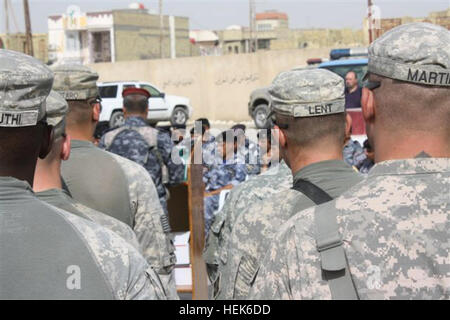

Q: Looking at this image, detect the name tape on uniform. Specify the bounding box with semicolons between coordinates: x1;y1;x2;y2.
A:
0;110;39;127
407;68;450;86
272;100;345;118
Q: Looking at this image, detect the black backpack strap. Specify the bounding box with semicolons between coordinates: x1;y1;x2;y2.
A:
292;179;359;300
292;179;333;204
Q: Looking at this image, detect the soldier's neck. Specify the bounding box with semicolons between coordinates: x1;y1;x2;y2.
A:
374;130;450;163
0;164;36;187
288;143;343;175
33;160;63;192
66;125;96;143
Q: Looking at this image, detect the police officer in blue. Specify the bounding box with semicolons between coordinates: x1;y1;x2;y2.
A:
99;88;185;216
203;130;247;237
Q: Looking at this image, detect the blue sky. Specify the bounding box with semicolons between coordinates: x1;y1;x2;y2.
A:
2;0;449;33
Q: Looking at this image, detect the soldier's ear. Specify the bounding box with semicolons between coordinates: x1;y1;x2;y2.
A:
274;126;287;148
38;124;54;159
92;104;101;122
61;134;71;161
361;87;375;123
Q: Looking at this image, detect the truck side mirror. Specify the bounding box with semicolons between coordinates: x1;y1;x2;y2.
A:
160;92;166;98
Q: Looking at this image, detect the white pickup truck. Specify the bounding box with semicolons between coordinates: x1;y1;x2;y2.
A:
97;81;193;128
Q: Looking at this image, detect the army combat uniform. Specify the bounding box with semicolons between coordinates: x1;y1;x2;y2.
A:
218;160;362;299
216;68;363;300
249;23;450;300
203;161;292;297
52;64;178;299
0;49;165;299
36;90;141;254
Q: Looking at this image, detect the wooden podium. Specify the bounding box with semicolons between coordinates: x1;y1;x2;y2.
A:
167;141;208;300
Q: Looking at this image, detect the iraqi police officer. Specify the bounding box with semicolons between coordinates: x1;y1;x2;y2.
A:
33;90;143;253
52;65;178;299
99;87;185;216
0;49;165;300
216;68;363;299
249;22;450;300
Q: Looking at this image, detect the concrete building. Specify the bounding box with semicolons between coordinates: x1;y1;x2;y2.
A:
363;7;450;43
189;30;220;56
214;10;364;55
0;33;48;63
48;5;191;65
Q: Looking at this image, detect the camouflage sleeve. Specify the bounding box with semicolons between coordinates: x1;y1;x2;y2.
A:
112;154;178;299
72;202;141;251
60;209;167;300
157;130;185;184
248;226;297;300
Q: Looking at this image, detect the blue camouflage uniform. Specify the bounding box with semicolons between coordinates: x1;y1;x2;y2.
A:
203;157;247;237
343;139;367;169
99;116;185;214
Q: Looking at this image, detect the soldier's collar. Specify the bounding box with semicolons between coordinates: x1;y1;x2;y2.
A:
368;158;450;177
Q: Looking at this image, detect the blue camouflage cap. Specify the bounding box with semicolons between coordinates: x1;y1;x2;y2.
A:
0;49;53;127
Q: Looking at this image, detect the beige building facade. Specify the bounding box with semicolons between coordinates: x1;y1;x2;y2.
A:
48;5;191;64
0;33;48;63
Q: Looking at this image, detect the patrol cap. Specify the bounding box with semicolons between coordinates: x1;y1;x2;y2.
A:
122;87;151;98
45;90;68;138
52;64;99;100
368;22;450;87
0;49;53;127
269;68;345;118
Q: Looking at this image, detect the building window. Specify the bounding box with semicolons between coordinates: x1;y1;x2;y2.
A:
234;45;239;54
257;23;273;31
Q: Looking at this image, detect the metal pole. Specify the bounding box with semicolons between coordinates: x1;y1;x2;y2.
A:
4;0;10;48
248;0;252;52
159;0;163;59
23;0;34;56
368;0;373;44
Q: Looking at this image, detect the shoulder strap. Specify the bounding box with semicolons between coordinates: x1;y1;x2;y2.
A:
103;127;129;150
292;179;359;300
292;179;333;204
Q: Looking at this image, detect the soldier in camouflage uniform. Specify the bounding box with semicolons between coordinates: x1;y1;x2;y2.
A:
52;65;178;299
203;130;247;237
33;90;143;255
0;49;165;299
216;68;363;300
249;23;450;300
99;87;185;216
203;160;292;298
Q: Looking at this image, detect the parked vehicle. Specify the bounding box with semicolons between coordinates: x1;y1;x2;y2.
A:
97;81;193;128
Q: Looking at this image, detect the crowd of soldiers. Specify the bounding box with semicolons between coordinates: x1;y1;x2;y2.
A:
0;22;448;300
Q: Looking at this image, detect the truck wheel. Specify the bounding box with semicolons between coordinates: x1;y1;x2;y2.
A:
171;107;188;126
109;110;125;128
253;104;271;129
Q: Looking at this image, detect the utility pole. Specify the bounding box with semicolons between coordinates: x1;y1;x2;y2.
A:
23;0;34;56
249;0;256;53
159;0;164;59
368;0;373;44
4;0;10;48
